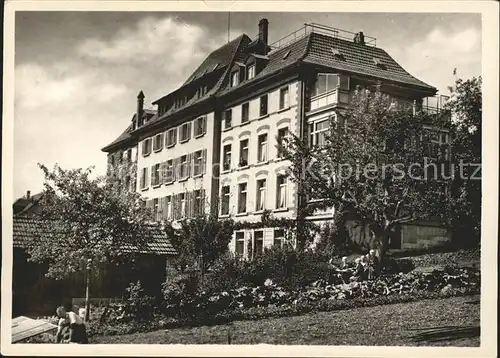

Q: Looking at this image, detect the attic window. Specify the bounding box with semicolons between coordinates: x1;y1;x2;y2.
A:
331;48;344;59
213;63;219;71
283;50;291;60
373;57;387;69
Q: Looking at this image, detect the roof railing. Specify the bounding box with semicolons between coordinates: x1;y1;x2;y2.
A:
268;23;377;52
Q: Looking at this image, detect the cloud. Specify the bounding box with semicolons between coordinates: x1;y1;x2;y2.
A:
14;15;232;198
387;26;481;94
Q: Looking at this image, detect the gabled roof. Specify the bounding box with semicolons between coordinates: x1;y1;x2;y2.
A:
101;109;156;152
13;216;177;256
13;192;44;216
219;33;311;95
302;32;436;91
182;34;250;87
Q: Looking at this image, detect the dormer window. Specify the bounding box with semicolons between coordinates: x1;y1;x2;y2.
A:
331;48;345;60
213;63;219;71
231;71;239;87
247;64;256;80
373;57;387;69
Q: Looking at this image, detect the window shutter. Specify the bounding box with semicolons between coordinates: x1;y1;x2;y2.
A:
173;129;177;145
173;157;179;179
186;191;192;218
173;194;179;220
144;167;149;188
187;153;192;178
172;159;177;181
160;161;167;184
202;149;207;174
202;117;207;134
150;165;155;186
200;189;206;215
187;122;192;140
159;133;164;150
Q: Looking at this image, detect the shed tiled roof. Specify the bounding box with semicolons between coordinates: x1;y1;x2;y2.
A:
302;32;436;91
13;216;177;256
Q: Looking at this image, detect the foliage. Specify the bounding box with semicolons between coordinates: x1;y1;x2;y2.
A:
164;215;233;275
446;77;482;245
27;164;155;280
122;280;156;321
283;82;464;260
87;267;479;337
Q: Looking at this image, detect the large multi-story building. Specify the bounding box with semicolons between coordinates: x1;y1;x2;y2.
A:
102;19;449;255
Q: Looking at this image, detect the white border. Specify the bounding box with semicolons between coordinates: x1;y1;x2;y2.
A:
2;1;498;357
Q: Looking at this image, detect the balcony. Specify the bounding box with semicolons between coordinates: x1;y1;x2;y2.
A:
309;88;350;112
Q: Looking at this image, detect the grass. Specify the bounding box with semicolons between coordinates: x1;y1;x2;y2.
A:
92;295;480;346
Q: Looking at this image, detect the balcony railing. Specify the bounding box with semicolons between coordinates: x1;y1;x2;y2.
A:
269;23;377;52
309;89;350;112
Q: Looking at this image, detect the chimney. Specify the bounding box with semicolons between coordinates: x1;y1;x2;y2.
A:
258;18;269;44
137;91;145;127
354;31;365;45
26;190;31;199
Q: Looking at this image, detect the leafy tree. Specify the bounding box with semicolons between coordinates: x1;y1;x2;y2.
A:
27;164;155;320
164;214;234;279
284;83;453;260
446;76;482;245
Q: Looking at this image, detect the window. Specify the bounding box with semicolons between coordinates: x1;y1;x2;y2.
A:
279;87;289;109
179;155;188;179
427;130;450;161
142;138;152;156
257;133;268;162
241;103;250;124
180;193;186;218
312;73;339;97
256;179;266;211
126;149;132;161
238;183;247;213
259;95;268;117
277;127;289;158
165;196;172;220
239;139;249;167
247;64;255;80
179;122;191;143
223;144;232;171
235;232;245;255
276;175;288;209
140;167;148;190
124;176;131;192
193;150;203;176
153;198;160;221
153;133;164;152
274;229;285;247
166;128;177;147
165;160;174;183
223;109;232;129
254;230;264;256
151;164;161;186
193;190;203;216
194;117;206;137
231;71;239;87
309;119;329;147
221;186;230;215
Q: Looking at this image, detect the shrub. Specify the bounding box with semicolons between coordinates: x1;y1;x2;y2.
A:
123;280;155;321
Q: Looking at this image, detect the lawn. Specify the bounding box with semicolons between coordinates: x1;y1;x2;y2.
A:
92;294;480;346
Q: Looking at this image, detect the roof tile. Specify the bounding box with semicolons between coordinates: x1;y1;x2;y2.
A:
12;216;176;256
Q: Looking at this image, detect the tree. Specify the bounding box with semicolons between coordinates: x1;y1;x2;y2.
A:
164;214;234;279
27;164;155;321
446;76;482;245
284;84;453;261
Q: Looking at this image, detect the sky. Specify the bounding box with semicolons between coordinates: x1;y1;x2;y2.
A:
13;11;481;199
